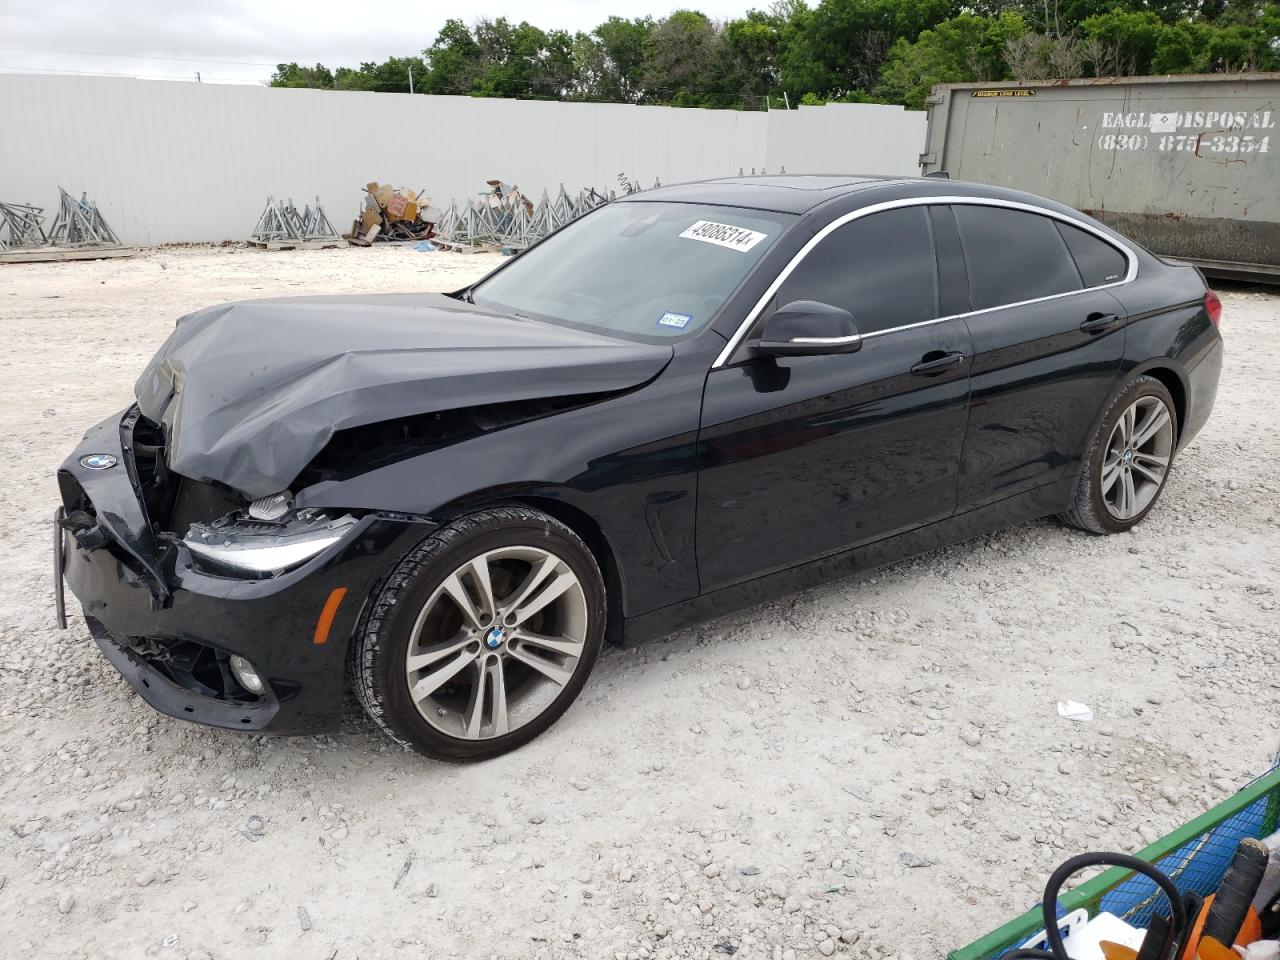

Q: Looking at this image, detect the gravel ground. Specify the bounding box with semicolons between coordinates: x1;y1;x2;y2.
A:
1;246;1276;960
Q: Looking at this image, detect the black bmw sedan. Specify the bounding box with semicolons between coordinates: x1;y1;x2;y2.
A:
55;175;1223;760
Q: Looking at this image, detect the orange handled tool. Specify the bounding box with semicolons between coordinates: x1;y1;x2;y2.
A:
1179;895;1264;960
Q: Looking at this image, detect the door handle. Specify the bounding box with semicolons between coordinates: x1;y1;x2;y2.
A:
910;351;965;376
1080;312;1120;333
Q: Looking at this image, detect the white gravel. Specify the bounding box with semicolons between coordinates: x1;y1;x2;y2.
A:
1;245;1277;960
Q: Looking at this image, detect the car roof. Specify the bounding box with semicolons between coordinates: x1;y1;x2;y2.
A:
621;174;1066;216
625;175;905;214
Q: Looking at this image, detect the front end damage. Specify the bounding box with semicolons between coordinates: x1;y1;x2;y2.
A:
56;293;674;735
55;406;433;734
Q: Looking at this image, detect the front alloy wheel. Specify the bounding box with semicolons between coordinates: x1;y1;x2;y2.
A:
352;506;606;761
406;546;589;741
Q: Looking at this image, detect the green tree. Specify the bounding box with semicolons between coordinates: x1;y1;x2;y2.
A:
1150;21;1198;72
471;18;536;97
643;10;733;106
537;30;580;98
1199;20;1279;69
347;56;427;93
1079;10;1164;75
270;62;336;88
457;18;581;99
423;18;482;94
268;1;1280;108
722;11;786;107
780;0;958;100
876;12;1029;109
1265;2;1280;46
590;16;654;102
1217;0;1276;26
993;0;1194;34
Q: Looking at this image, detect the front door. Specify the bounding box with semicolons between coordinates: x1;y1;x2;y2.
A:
695;205;973;591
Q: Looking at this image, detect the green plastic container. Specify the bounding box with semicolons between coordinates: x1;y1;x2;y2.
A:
950;766;1280;960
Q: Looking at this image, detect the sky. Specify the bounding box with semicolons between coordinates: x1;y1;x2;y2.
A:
0;0;757;85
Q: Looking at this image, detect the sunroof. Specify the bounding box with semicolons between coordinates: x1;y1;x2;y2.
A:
716;175;889;190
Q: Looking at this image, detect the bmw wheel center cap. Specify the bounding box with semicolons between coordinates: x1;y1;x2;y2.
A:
484;626;507;650
80;454;118;470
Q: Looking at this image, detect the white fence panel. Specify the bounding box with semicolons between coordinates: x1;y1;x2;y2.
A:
0;75;925;245
765;103;926;176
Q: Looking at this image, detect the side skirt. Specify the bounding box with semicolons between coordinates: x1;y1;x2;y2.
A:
621;477;1076;646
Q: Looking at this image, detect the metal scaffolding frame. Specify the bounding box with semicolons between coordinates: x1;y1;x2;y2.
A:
0;201;48;251
47;188;122;247
433;180;633;251
250;196;341;244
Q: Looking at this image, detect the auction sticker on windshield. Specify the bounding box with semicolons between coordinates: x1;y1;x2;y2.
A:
679;220;768;253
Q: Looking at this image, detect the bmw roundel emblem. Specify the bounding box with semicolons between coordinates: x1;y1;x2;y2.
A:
79;454;118;470
484;626;506;650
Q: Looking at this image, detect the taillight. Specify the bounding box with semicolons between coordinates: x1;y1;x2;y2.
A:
1205;289;1222;328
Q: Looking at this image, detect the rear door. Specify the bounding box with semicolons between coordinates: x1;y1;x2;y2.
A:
695;205;973;591
949;203;1130;509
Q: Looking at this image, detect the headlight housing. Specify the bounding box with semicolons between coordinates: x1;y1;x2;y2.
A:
184;509;358;577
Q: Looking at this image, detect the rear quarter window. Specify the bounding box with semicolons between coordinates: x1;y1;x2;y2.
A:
1055;221;1129;287
952;205;1082;310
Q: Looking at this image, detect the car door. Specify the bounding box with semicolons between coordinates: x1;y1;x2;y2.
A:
695;205;974;591
948;203;1130;509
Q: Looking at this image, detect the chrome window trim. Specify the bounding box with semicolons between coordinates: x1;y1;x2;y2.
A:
712;195;1138;368
790;334;862;345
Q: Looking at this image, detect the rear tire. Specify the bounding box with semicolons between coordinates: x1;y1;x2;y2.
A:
1060;374;1177;535
351;506;606;761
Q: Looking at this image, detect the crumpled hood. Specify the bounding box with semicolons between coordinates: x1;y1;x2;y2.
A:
135;292;673;499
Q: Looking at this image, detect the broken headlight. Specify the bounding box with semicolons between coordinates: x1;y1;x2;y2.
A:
184;508;358;576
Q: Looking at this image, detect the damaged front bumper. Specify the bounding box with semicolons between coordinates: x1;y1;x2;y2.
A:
55;407;433;735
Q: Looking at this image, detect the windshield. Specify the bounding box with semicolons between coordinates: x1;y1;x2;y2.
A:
470;201;793;341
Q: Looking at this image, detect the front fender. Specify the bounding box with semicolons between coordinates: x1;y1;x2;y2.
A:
294;364;707;618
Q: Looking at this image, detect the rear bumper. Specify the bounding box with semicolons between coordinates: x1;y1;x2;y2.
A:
57;407;433;735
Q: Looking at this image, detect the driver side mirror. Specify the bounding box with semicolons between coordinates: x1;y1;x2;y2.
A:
757;300;862;357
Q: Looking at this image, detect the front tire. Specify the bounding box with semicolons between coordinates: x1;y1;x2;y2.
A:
1060;374;1177;535
352;506;606;761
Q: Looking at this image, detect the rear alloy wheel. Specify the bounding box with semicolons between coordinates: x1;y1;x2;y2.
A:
1061;374;1178;534
1100;395;1175;522
352;507;606;761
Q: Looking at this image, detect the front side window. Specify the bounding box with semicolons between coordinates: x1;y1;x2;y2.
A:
771;206;939;335
471;201;792;342
952;205;1082;310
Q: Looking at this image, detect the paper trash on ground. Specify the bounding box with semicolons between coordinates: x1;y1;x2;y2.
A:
1058;700;1095;722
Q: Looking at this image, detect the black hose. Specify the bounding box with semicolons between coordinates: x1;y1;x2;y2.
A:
1038;853;1188;960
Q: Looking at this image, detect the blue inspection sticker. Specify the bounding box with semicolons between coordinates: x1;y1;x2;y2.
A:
657;312;692;329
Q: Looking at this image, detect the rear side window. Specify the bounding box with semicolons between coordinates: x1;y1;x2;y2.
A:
1056;221;1128;287
773;207;938;334
952;205;1081;310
